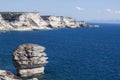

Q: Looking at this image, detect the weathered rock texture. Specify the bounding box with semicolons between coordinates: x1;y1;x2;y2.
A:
0;12;50;31
0;70;20;80
13;43;48;77
0;12;90;31
41;16;80;28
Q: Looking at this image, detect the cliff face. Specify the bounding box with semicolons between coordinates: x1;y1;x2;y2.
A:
41;16;81;28
0;12;85;31
0;12;50;31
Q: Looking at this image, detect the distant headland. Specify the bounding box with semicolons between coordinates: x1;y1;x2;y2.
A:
0;12;99;31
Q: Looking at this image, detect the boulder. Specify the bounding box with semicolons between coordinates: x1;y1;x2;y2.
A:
13;43;48;77
0;70;20;80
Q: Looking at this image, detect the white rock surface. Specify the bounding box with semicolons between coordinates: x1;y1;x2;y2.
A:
42;16;82;28
18;67;44;77
48;16;66;28
0;70;20;80
0;12;50;31
0;12;88;31
63;17;76;28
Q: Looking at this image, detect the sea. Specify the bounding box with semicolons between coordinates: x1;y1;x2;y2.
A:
0;23;120;80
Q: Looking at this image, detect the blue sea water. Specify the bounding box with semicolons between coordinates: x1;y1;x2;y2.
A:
0;23;120;80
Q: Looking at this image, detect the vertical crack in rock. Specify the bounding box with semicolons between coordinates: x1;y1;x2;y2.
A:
13;43;48;77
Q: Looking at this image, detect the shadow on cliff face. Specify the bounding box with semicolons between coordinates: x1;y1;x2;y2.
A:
1;12;22;22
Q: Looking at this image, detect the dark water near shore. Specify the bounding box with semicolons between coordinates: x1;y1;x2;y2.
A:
0;23;120;80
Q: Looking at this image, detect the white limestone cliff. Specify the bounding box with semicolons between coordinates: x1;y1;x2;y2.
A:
0;12;91;31
48;16;66;28
42;16;82;28
0;12;50;31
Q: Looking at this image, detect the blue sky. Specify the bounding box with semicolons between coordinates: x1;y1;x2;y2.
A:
0;0;120;20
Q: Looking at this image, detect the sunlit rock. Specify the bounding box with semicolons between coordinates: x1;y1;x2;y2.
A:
0;70;20;80
13;43;48;77
0;12;95;31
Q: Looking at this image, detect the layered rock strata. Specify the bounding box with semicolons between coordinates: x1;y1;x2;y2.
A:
13;43;48;77
0;12;50;31
41;16;79;28
0;12;91;31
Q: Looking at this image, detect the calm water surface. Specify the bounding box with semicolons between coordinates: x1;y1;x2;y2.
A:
0;23;120;80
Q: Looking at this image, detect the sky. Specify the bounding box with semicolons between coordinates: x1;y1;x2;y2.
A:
0;0;120;20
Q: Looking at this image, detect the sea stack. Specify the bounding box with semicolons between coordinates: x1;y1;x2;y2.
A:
12;43;48;77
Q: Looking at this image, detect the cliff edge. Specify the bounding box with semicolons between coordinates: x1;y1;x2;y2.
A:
0;12;93;31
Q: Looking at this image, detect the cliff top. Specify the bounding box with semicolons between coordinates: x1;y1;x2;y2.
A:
0;12;39;14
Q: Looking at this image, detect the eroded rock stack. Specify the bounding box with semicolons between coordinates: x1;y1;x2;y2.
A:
13;43;48;77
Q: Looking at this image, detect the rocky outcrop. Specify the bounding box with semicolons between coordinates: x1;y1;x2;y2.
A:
0;43;48;80
41;16;81;28
0;70;20;80
63;17;77;28
13;43;48;77
44;16;66;28
0;12;93;31
0;12;50;31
